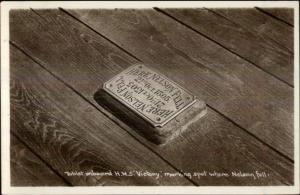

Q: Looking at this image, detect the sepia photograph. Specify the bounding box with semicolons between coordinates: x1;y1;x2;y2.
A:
1;1;299;194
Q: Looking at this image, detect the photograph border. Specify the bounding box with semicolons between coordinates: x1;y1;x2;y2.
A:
1;1;299;194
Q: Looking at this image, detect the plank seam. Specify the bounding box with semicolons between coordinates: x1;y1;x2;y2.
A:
154;7;294;88
205;8;293;54
207;105;294;164
57;8;142;63
52;9;293;163
10;41;197;186
255;7;294;27
30;8;47;21
11;133;73;186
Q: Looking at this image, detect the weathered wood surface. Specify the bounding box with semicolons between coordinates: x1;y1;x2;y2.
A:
10;135;68;186
10;46;192;186
258;8;294;26
160;8;294;86
67;9;294;160
10;9;294;185
209;8;294;53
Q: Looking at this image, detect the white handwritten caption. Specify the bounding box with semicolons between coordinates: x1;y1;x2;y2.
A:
64;170;270;180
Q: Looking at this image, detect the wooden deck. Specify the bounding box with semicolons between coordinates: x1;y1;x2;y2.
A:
10;8;294;186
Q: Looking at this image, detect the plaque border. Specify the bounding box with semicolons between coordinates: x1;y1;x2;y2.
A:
103;64;197;127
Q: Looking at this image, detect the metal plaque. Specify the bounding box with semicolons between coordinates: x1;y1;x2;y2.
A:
103;64;196;127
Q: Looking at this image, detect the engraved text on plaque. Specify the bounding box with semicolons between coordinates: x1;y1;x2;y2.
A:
103;65;196;127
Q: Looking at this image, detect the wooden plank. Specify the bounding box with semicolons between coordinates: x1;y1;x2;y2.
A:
10;9;293;185
208;8;294;53
10;135;68;186
10;46;192;186
159;8;293;86
258;8;294;26
66;9;294;160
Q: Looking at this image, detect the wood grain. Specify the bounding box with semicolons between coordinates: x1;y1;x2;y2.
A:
10;135;68;186
66;9;294;160
10;9;294;185
258;8;294;26
160;8;294;86
10;46;192;186
209;8;294;53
